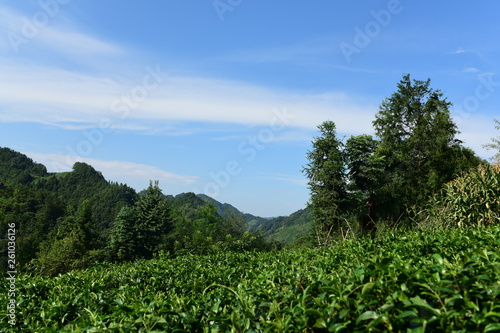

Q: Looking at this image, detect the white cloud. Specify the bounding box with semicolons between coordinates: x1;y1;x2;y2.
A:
22;152;198;190
0;5;121;56
451;47;469;54
0;61;376;135
0;4;376;137
209;126;316;146
463;67;480;73
41;29;122;56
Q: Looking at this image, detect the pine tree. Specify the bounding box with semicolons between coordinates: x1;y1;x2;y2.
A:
195;202;222;239
134;180;172;258
302;121;347;245
74;200;92;250
373;74;481;221
108;206;136;261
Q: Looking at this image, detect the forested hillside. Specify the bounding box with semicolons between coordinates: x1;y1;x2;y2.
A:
196;193;313;244
196;193;274;228
0;148;48;184
249;207;312;244
0;148;279;276
0;148;138;274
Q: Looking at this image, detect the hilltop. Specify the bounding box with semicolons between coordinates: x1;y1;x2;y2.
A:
0;147;312;244
0;147;311;275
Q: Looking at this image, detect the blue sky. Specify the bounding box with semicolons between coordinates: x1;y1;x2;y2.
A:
1;1;499;217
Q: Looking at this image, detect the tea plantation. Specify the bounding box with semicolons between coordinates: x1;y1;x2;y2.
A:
2;226;500;332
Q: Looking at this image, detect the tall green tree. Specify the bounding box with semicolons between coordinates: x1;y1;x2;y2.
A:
74;200;93;250
134;180;172;258
302;121;347;245
173;203;222;255
195;202;223;239
108;206;136;261
35;200;94;276
373;74;481;221
344;134;385;232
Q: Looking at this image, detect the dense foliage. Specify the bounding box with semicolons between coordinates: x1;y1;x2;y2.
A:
0;148;48;185
2;226;500;332
302;121;347;245
303;75;484;243
373;74;482;219
0;148;276;277
417;164;500;229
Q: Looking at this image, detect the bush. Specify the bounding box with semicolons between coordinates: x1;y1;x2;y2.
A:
34;235;86;276
6;226;500;332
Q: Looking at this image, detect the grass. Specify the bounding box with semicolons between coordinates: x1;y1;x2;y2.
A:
2;226;500;332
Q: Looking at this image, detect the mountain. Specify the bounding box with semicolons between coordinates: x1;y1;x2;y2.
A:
196;193;240;216
254;207;312;244
196;193;271;227
1;147;309;276
195;193;312;244
0;147;49;185
165;192;313;244
0;147;312;246
0;147;139;271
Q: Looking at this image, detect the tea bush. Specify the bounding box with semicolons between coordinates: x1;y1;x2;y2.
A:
2;226;500;332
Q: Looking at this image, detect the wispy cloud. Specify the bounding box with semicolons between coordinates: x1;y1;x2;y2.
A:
0;4;122;62
23;152;198;190
41;28;122;56
214;35;337;63
451;47;471;54
0;60;376;135
463;67;480;73
262;173;307;186
212;127;315;144
0;4;377;137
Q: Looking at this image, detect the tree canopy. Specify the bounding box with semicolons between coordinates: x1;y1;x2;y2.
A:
302;121;347;245
373;74;483;219
303;74;484;243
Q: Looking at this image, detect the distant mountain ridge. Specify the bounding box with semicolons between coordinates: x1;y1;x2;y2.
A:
195;193;271;226
0;147;312;244
194;193;312;243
